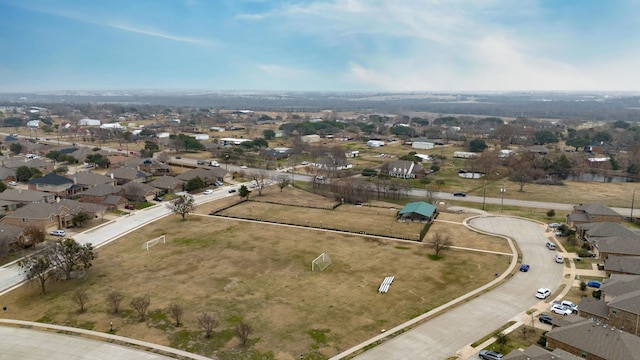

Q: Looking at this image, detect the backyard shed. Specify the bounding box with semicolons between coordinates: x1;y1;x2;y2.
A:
397;202;437;223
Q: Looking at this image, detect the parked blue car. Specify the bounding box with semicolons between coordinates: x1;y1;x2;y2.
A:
587;280;601;288
519;264;530;272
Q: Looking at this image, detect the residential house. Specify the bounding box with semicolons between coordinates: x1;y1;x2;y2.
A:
397;202;437;223
387;160;425;179
70;171;116;191
3;157;53;174
261;148;291;160
604;255;640;275
0;167;16;182
176;168;226;186
0;188;55;205
105;167;150;185
1;199;104;231
503;345;582;360
545;317;640;360
78;183;125;209
27;173;75;196
0;200;17;216
137;158;171;175
577;222;637;242
591;235;640;259
0;223;27;249
121;182;156;202
526;145;550;155
567;203;622;227
579;275;640;336
147;176;185;193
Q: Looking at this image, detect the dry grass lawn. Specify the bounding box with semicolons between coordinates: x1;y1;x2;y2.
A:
0;188;510;359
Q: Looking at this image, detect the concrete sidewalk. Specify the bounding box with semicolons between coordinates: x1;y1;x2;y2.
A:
0;319;213;359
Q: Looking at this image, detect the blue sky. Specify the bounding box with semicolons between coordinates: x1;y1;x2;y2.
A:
0;0;638;92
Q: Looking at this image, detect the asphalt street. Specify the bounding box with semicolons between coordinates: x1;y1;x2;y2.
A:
347;216;564;360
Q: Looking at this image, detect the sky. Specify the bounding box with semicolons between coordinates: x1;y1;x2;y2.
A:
0;0;638;92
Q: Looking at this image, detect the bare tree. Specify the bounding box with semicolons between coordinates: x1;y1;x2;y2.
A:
248;170;269;196
106;291;124;314
0;236;10;258
429;233;452;257
123;182;148;203
21;226;45;248
276;174;289;192
130;294;151;321
156;151;170;163
235;322;253;346
17;253;52;295
197;312;219;339
72;289;89;313
168;303;184;327
167;194;195;220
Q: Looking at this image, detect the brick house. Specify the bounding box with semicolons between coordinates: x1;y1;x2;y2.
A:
503;345;582;360
604;256;640;275
1;200;103;231
567;203;622;227
105;167;150;185
176;168;226;186
545;317;640;359
148;176;185;193
78;183;126;209
579;275;640;336
70;171;116;191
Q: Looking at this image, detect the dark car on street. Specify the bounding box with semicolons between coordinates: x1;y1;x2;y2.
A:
519;264;530;272
539;314;553;325
587;280;601;288
453;192;466;197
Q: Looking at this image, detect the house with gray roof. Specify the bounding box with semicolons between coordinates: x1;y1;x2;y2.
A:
70;171;115;190
567;203;622;226
1;200;104;231
105;167;150;185
545;318;640;360
579;275;640;336
148;176;185;193
0;223;27;248
27;173;74;196
0;188;55;205
176;168;226;185
0;167;16;181
503;345;582;360
386;160;425;179
577;222;638;242
78;184;125;209
604;255;640;276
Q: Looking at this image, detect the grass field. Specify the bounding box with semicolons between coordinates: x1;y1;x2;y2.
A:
0;188;510;359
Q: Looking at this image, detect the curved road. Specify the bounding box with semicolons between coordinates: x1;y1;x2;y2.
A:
347;216;564;360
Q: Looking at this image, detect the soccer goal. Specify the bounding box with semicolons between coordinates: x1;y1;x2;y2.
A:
311;253;332;272
142;235;166;251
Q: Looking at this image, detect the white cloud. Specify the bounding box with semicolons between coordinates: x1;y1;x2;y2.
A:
258;64;305;77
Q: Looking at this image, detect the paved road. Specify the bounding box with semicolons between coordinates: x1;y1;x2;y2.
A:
348;216;564;360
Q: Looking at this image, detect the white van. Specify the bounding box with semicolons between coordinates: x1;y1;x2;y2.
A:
546;242;556;250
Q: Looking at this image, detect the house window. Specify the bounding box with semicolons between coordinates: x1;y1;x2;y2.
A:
22;218;29;223
612;308;618;315
50;215;54;222
581;351;587;358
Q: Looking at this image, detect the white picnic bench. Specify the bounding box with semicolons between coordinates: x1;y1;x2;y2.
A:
378;276;394;294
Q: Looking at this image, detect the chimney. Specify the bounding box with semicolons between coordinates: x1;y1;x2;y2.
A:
73;176;77;185
110;173;114;179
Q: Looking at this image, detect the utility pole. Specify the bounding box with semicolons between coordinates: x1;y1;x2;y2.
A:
631;189;636;222
482;180;487;210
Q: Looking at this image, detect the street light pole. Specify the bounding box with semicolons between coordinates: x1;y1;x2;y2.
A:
482;180;487;210
500;182;505;213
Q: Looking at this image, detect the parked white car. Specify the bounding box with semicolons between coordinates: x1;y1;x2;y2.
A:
535;288;552;299
559;300;578;313
202;189;214;195
49;230;66;237
8;181;17;186
555;255;564;263
551;304;573;316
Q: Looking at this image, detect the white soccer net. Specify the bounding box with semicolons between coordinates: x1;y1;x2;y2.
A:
312;253;332;272
142;235;166;251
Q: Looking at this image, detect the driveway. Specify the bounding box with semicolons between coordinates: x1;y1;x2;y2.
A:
346;216;564;360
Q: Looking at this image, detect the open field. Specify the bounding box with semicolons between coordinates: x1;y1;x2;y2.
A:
0;191;509;359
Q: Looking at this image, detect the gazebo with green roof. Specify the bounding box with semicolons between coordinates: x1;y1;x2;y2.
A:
397;201;437;223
